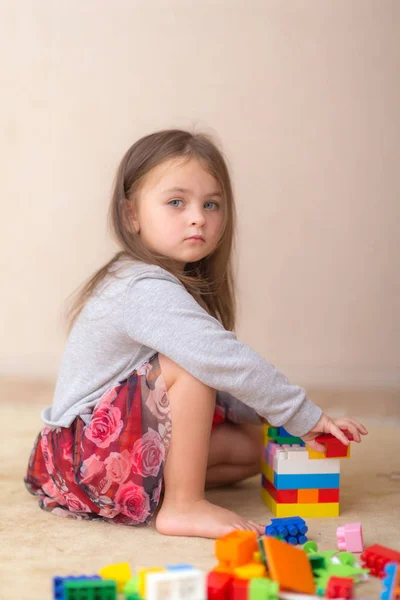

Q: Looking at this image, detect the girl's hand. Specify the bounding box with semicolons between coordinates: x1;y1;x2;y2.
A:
301;413;368;453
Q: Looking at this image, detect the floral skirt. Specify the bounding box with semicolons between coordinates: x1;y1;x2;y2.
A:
24;352;260;526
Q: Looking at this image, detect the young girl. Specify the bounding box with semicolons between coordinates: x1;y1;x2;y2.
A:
25;129;367;539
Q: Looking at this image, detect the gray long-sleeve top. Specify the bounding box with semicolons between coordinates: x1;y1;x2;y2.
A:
41;258;322;436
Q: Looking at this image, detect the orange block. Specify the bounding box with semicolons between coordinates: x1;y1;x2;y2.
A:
215;531;258;570
262;536;315;594
298;488;319;503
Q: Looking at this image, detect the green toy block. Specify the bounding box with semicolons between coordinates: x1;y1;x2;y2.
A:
309;554;326;574
257;536;268;567
249;577;279;599
123;576;140;595
64;578;117;600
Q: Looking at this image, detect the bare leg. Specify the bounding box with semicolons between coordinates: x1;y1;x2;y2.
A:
205;422;263;488
155;354;264;539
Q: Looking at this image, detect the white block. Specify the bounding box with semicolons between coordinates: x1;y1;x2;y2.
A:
146;568;206;600
273;446;341;475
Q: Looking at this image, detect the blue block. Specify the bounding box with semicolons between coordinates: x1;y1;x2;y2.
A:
277;426;305;445
273;472;340;490
381;562;399;600
166;564;194;571
53;575;101;600
266;516;308;545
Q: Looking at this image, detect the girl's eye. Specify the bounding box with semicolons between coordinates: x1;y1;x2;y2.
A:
204;201;219;210
168;199;183;207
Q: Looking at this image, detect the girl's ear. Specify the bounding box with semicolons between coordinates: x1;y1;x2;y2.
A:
125;200;140;234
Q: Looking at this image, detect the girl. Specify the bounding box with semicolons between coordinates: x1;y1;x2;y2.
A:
25;129;367;539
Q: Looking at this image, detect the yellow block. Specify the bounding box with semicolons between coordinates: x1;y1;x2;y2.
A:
98;562;132;593
234;562;267;579
261;460;274;483
261;488;340;518
307;445;350;459
138;567;166;598
262;422;271;446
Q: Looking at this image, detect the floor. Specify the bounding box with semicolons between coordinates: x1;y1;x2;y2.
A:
1;378;399;599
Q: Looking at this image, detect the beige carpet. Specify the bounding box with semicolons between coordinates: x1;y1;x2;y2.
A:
1;380;399;600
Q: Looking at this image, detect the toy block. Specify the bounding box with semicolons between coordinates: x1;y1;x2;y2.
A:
63;579;117;600
145;568;206;600
361;544;400;578
267;427;304;446
273;471;340;490
137;567;165;598
261;487;340;517
207;571;233;600
167;564;194;570
266;517;308;545
98;562;132;593
249;577;279;599
262;535;315;594
54;576;102;600
272;446;341;475
215;530;258;570
313;431;353;458
262;475;298;503
337;522;364;553
231;578;249;600
123;577;140;597
319;488;340;503
381;562;400;600
298;488;319;503
234;562;267;579
326;575;354;599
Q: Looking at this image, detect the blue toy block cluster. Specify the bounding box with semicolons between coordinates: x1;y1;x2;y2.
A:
265;516;308;545
381;562;400;600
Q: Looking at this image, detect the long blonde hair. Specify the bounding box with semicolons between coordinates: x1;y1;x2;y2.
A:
65;129;238;333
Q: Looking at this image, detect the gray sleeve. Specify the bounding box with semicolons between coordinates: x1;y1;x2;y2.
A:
123;269;322;436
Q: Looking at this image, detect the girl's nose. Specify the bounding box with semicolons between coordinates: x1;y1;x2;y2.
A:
189;209;206;226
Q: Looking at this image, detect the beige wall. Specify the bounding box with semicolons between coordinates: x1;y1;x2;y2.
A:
1;1;399;387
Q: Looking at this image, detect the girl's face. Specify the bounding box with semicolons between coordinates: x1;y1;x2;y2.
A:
129;157;226;266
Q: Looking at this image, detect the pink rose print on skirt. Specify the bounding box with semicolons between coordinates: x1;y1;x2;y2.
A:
85;404;123;448
104;450;132;484
131;429;165;478
115;481;150;523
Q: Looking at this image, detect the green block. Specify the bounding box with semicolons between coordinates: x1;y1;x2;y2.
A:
123;576;140;595
309;554;326;573
249;578;279;600
257;536;268;567
64;578;117;600
267;427;303;445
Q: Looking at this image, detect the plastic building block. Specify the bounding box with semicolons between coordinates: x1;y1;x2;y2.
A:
63;579;117;600
123;577;140;597
337;522;364;552
313;430;353;458
361;544;400;578
266;516;308;545
267;427;305;446
233;563;267;579
261;487;340;517
319;488;340;503
137;567;166;597
231;578;248;600
262;475;298;503
53;576;101;600
145;568;206;600
207;571;233;600
326;575;354;599
262;535;315;594
215;530;258;570
249;577;279;599
381;562;400;600
98;562;132;593
166;564;194;570
270;445;341;476
298;489;319;503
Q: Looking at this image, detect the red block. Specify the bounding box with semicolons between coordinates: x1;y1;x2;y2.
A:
231;578;249;600
315;430;353;458
318;488;340;503
207;572;233;600
264;477;298;503
361;544;400;578
326;576;354;599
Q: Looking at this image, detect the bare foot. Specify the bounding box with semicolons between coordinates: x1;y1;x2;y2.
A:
155;497;264;539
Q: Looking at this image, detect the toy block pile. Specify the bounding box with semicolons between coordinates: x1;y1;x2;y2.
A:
50;525;400;600
261;424;352;518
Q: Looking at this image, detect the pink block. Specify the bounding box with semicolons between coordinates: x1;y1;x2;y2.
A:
336;522;364;552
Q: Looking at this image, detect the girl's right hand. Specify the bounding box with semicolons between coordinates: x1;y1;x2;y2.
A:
301;413;368;453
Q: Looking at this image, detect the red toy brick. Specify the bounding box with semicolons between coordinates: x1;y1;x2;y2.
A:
361;544;400;578
264;477;298;503
315;430;353;458
207;572;233;600
326;575;354;599
319;488;340;503
231;578;249;600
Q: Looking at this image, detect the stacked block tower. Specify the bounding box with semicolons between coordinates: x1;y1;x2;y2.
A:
261;424;351;517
